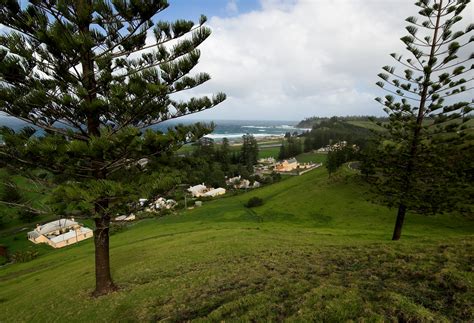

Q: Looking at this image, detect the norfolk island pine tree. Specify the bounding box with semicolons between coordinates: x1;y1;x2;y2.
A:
0;0;225;296
374;0;473;240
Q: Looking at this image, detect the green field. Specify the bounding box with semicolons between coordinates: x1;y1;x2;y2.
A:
0;167;473;321
295;152;326;164
257;146;280;159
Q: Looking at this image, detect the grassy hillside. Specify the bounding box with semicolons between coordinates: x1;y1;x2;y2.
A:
0;167;473;322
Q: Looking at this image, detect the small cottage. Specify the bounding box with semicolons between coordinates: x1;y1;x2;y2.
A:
188;184;208;197
203;187;226;197
275;158;298;172
27;218;93;249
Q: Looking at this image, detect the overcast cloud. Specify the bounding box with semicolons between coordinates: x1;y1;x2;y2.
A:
180;0;472;120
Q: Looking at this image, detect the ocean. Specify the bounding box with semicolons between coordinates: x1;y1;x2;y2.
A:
0;117;309;140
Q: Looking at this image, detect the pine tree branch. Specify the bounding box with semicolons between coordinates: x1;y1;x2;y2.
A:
107;24;203;59
0;200;48;214
434;57;473;71
438;86;474;98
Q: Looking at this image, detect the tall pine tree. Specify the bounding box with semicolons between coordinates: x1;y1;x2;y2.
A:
241;134;258;172
374;0;473;240
0;0;225;295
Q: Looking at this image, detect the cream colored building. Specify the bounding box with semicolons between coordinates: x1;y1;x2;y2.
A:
27;219;93;249
275;158;298;172
202;187;226;197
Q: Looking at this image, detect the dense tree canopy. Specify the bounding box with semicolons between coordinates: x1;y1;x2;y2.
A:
0;0;225;295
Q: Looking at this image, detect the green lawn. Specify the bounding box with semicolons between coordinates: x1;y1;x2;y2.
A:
295;152;326;164
258;146;280;159
0;167;473;321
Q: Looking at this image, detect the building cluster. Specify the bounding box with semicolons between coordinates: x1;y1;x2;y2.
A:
316;141;358;153
187;184;226;198
27;218;93;249
254;156;320;174
226;176;260;189
134;196;178;213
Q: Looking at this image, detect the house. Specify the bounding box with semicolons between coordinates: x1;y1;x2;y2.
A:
275;158;298;172
145;197;177;212
27;218;93;249
257;157;276;164
188;184;208;197
226;176;251;189
226;176;242;186
202;187;226;197
115;214;136;221
137;158;150;168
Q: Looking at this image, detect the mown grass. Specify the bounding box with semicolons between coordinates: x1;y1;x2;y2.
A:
0;167;472;322
258;146;280;159
295;152;326;164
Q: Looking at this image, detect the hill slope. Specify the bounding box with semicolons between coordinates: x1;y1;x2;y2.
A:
0;167;473;322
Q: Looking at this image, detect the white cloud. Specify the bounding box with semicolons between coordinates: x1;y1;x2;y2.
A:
178;0;472;120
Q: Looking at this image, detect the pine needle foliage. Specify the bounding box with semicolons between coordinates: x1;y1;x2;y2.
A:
374;0;473;240
0;0;225;295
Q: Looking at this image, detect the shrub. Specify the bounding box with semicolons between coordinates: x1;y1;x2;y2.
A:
109;222;128;235
245;197;264;208
0;180;22;204
0;255;7;266
18;209;39;223
9;249;39;263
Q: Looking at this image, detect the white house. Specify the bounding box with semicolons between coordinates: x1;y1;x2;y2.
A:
145;197;177;212
115;214;136;221
226;176;252;189
138;198;148;206
258;157;276;164
27;218;93;249
188;184;208;197
202;187;226;197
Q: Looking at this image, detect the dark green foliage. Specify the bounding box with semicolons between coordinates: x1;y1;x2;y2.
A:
0;179;22;204
326;146;358;176
303;117;373;151
241;134;259;172
245;196;263;208
0;0;225;294
358;140;378;180
18;209;39;223
374;0;473;239
9;248;38;263
218;137;231;171
278;136;303;160
297;115;388;129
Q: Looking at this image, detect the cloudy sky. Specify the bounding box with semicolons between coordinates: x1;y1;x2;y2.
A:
162;0;471;121
1;0;472;122
158;0;466;120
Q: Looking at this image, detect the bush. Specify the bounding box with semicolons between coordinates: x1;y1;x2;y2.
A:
245;197;264;208
109;222;128;235
0;255;7;266
9;249;39;263
0;180;22;204
18;209;39;223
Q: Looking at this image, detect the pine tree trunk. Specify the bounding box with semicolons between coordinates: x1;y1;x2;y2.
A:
392;204;406;241
92;215;117;297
